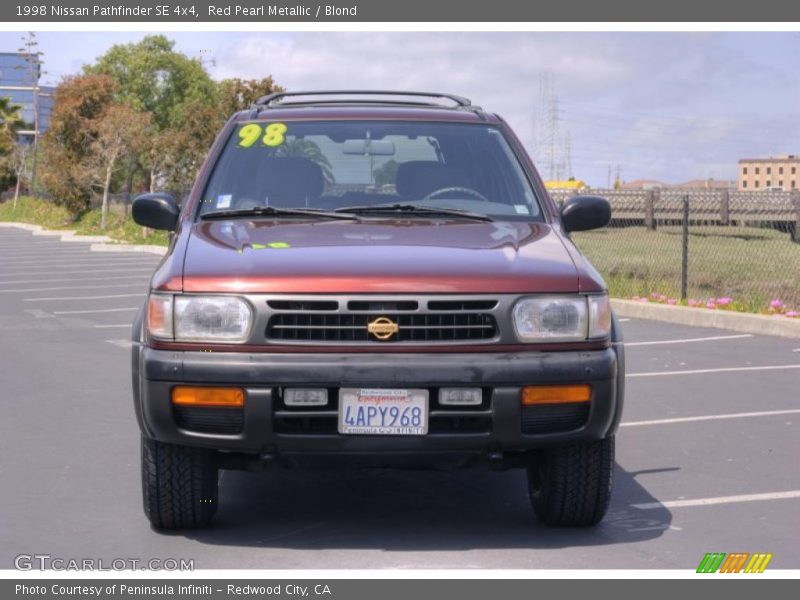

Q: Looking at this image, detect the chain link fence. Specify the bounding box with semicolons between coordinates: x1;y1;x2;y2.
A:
550;188;800;312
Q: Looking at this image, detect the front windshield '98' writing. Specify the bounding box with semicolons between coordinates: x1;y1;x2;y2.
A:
199;120;542;219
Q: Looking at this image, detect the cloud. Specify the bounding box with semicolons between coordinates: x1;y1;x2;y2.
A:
5;31;797;187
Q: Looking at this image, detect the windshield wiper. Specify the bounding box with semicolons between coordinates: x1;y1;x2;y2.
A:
333;203;493;222
201;206;360;221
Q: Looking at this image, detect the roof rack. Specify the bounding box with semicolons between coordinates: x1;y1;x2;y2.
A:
253;90;473;109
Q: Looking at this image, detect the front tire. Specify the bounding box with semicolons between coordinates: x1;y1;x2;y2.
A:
141;436;219;529
527;436;615;526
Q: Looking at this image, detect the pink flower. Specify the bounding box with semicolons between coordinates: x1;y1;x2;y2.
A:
639;297;649;303
716;297;732;306
770;299;784;310
688;299;697;306
706;301;716;309
785;311;799;318
667;298;678;305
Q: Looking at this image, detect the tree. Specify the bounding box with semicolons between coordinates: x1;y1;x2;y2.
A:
0;97;25;152
0;97;25;192
86;35;218;131
217;77;284;117
11;143;29;208
39;74;118;215
89;104;151;229
142;98;221;197
373;159;400;188
86;35;219;193
274;139;335;183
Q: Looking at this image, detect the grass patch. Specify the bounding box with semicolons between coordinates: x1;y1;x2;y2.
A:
0;196;72;228
572;225;800;312
0;196;168;246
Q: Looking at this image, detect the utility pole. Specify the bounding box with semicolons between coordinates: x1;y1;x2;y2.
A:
563;131;572;180
535;72;562;181
607;165;612;189
546;94;561;181
17;32;43;197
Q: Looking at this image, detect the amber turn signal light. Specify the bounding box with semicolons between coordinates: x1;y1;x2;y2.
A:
171;386;245;407
521;384;592;405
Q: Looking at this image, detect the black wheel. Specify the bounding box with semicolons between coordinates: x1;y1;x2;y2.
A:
527;436;615;527
141;435;218;529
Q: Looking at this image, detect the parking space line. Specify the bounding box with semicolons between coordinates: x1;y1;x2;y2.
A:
2;268;154;277
4;252;159;259
1;262;160;272
625;334;753;347
622;409;800;427
94;324;133;329
632;490;800;510
627;364;800;378
54;307;139;315
1;249;92;255
0;283;147;293
1;253;95;259
105;339;134;349
0;243;80;249
2;258;160;266
24;293;146;302
0;275;152;285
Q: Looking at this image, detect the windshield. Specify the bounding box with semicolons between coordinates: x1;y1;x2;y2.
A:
198;120;542;219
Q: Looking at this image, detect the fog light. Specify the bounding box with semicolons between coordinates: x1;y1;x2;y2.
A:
521;384;591;405
172;386;245;407
439;387;483;406
284;388;328;407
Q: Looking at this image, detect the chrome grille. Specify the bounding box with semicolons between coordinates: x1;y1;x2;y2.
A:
266;312;498;343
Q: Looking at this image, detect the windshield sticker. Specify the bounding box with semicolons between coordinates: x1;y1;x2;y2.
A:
237;122;288;148
514;204;530;215
248;242;291;251
216;194;232;209
237;123;262;148
263;123;288;147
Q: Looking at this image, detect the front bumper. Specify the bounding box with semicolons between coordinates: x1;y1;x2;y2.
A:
134;346;623;461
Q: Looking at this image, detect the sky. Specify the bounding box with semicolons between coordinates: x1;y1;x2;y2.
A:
1;31;798;187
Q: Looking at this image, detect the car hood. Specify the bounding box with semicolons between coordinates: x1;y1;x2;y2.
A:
181;218;584;293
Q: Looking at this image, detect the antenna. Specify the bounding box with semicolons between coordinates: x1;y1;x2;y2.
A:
198;48;216;69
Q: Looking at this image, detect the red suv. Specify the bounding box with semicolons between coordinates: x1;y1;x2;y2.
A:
131;91;624;529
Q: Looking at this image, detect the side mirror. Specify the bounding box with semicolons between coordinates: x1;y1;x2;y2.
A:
560;195;611;232
132;193;180;231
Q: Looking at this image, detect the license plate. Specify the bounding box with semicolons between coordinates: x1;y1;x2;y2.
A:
338;388;428;435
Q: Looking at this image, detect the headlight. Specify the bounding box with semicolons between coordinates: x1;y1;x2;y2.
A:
512;294;610;342
147;294;253;342
175;296;253;342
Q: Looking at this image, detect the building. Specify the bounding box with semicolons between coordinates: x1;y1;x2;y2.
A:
738;156;799;191
0;52;54;141
621;178;736;191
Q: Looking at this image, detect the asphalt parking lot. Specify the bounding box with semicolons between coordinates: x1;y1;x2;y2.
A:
0;225;798;570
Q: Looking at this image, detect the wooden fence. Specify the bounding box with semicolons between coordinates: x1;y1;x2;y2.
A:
549;188;800;242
